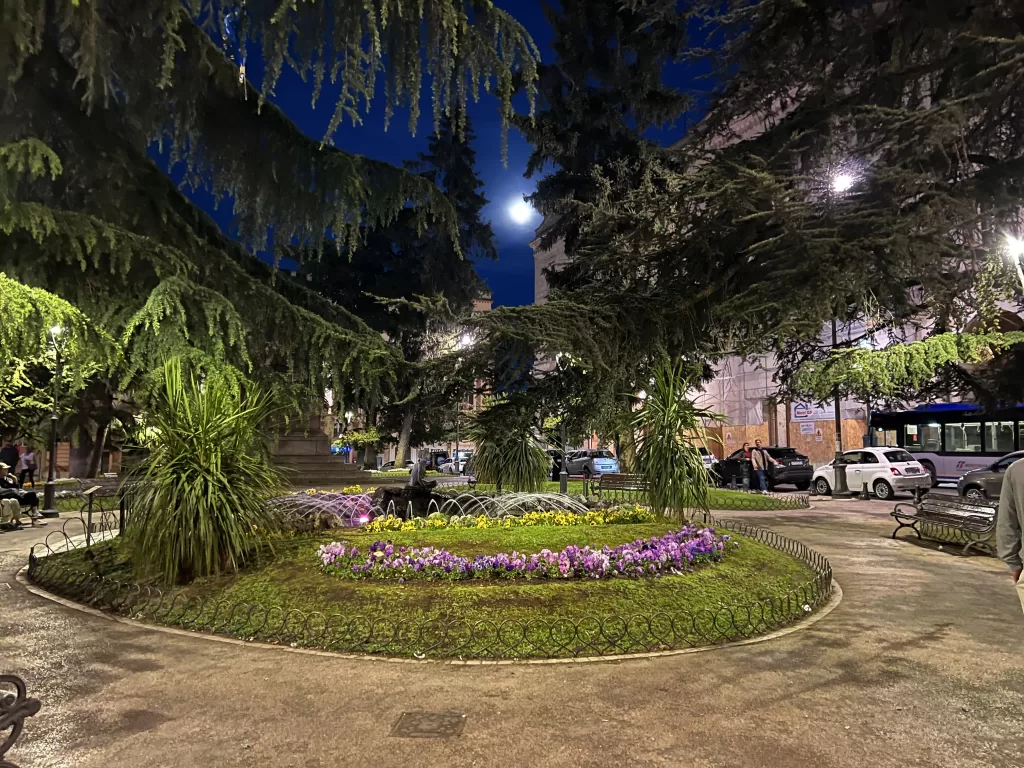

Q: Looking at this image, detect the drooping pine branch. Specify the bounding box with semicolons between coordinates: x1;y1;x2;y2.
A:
793;332;1024;403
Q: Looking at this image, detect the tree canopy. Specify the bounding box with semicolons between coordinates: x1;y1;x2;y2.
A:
494;0;1024;425
0;1;539;418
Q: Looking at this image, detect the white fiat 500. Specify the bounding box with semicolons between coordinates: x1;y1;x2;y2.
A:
812;447;931;500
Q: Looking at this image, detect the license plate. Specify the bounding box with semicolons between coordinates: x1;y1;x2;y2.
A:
905;467;919;474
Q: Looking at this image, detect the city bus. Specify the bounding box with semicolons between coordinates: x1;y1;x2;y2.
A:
870;403;1024;485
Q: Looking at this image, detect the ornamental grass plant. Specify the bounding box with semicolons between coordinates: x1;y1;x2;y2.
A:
633;358;720;519
464;399;549;492
125;360;285;584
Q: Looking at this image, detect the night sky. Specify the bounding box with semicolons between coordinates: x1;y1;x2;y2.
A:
176;2;708;307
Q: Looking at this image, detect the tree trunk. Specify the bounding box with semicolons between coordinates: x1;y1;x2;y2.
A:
619;428;638;473
362;442;378;470
86;420;109;478
394;406;415;465
68;424;92;478
361;405;379;470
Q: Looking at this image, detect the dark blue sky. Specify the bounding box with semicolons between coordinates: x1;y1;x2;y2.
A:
181;2;707;307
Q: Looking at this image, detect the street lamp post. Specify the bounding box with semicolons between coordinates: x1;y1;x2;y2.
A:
454;406;461;475
559;420;569;494
41;326;62;517
831;319;852;497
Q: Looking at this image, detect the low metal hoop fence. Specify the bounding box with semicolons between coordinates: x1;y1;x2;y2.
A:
27;511;832;660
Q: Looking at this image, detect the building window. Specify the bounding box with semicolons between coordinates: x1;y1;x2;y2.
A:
905;423;940;451
985;421;1015;453
944;422;982;453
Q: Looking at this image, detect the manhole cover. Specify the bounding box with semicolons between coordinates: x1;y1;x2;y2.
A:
390;711;467;738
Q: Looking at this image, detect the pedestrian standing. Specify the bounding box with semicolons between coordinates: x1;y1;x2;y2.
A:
19;446;36;487
0;438;18;472
996;457;1024;614
751;439;781;493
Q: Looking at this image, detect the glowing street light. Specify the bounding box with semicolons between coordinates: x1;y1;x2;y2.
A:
830;172;856;194
1005;233;1024;259
1004;232;1024;294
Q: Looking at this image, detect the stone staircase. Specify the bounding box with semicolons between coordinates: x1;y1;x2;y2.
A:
274;427;372;488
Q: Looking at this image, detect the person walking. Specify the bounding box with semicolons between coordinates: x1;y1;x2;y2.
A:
751;439;781;493
18;446;36;487
996;456;1024;614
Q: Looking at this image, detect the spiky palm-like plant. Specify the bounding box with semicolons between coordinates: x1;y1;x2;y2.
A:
126;360;284;584
633;358;720;519
465;399;549;493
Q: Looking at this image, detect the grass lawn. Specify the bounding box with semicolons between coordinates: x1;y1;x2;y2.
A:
48;521;819;658
446;482;802;511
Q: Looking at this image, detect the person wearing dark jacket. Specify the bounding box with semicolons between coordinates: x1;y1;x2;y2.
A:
0;439;19;472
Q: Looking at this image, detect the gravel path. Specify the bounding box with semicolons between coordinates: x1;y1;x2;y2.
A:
1;500;1022;768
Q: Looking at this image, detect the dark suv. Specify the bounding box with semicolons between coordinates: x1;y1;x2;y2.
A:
712;447;813;491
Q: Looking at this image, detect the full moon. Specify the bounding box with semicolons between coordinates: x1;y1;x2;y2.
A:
509;200;534;225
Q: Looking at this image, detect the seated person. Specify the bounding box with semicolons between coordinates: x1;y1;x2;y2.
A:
0;497;22;527
0;462;41;522
407;458;437;491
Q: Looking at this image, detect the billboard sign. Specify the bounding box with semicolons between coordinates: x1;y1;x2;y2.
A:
791;402;830;422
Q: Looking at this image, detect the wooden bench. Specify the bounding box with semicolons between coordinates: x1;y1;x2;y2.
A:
594;473;648;502
891;496;997;556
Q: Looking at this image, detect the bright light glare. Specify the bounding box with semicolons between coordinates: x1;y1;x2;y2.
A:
1005;233;1024;260
509;199;534;225
456;332;474;350
49;325;62;337
830;173;855;193
344;411;353;420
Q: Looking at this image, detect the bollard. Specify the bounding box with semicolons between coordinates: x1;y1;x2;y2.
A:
86;492;93;548
860;481;870;501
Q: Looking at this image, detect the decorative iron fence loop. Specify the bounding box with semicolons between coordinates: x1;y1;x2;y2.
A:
27;512;832;660
0;675;40;768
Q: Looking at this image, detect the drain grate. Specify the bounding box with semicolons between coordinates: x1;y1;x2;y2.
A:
390;711;467;738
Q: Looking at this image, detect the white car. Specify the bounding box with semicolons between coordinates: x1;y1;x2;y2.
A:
812;447;931;501
698;447;715;472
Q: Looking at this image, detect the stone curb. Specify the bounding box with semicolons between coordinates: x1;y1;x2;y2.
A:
16;566;842;666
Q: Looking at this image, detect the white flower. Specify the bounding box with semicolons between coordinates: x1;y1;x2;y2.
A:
802;604;812;613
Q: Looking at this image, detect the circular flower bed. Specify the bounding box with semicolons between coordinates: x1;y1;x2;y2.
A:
318;525;730;581
28;510;833;659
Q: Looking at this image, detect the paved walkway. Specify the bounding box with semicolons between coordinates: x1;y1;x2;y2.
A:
2;501;1022;768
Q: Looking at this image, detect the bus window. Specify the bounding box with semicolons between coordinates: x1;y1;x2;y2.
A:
985;421;1014;453
944;422;982;452
905;423;941;451
873;428;897;447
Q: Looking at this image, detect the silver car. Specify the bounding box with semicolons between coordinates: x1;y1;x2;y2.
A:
565;449;619;478
958;451;1024;501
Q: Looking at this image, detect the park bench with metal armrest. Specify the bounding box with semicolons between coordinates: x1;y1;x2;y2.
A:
891;496;997;556
594;473;648;502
